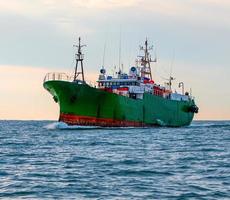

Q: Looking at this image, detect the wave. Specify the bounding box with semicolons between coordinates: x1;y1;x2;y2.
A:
190;121;230;129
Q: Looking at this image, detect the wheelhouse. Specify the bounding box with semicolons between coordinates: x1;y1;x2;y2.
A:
98;79;140;88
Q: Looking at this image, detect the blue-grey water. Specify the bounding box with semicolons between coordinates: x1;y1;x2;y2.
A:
0;120;229;199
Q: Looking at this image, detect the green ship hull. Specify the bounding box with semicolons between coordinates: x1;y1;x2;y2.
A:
44;80;195;127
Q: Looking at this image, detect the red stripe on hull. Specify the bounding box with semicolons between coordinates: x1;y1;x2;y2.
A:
59;113;144;127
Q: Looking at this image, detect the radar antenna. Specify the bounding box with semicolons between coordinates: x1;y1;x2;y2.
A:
73;37;86;82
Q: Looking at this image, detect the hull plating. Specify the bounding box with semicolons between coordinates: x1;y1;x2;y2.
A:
44;80;195;127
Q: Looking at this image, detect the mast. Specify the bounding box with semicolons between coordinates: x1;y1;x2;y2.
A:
168;76;175;91
73;37;86;82
139;38;156;80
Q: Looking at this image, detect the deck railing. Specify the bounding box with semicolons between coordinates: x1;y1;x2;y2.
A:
43;72;71;83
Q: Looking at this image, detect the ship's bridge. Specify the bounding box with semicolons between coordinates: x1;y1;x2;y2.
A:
97;79;140;88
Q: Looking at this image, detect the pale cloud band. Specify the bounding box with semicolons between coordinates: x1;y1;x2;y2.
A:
0;0;229;24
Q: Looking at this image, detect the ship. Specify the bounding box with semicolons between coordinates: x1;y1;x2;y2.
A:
43;37;198;127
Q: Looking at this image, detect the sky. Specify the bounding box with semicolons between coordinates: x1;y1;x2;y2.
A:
0;0;230;120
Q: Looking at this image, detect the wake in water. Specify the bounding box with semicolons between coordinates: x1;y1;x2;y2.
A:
44;122;100;130
43;122;147;130
43;121;230;131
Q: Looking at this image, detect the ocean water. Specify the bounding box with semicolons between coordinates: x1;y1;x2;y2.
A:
0;121;229;199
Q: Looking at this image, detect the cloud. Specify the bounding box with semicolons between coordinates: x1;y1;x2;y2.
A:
1;0;229;23
71;0;140;9
1;0;229;39
0;0;139;19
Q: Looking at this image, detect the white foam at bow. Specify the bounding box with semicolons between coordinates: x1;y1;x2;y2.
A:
44;122;100;130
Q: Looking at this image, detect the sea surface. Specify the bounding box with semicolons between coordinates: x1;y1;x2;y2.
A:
0;120;229;199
